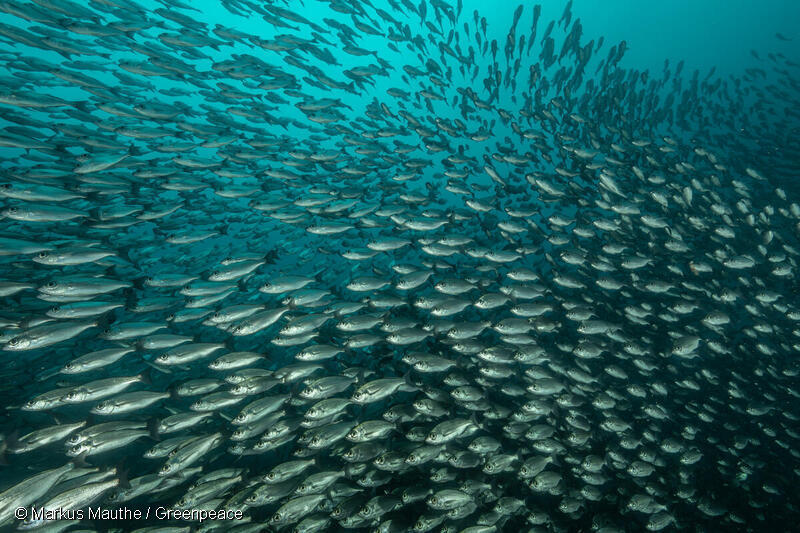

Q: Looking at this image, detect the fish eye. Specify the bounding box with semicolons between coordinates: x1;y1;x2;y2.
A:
50;305;60;312
272;513;281;521
46;281;57;287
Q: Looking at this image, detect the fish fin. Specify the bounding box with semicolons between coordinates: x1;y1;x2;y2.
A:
469;412;485;432
36;366;62;382
146;418;160;440
117;466;131;489
122;287;137;311
81;413;99;431
138;367;152;385
208;449;227;463
224;338;236;352
264;249;279;264
71;452;90;468
144;360;171;374
94;313;114;330
237;274;254;292
289;381;305;397
5;430;19;454
402;369;421;390
167;384;179;401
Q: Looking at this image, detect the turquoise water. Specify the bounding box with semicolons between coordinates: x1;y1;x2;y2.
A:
1;1;799;531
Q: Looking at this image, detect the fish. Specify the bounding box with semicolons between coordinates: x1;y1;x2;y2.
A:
0;0;798;531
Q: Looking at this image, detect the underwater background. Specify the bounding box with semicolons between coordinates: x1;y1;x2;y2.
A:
1;0;800;531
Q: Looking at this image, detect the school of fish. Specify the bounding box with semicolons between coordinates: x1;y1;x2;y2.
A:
1;0;799;531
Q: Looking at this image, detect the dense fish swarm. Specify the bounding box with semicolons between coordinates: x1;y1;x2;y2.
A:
1;0;799;531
